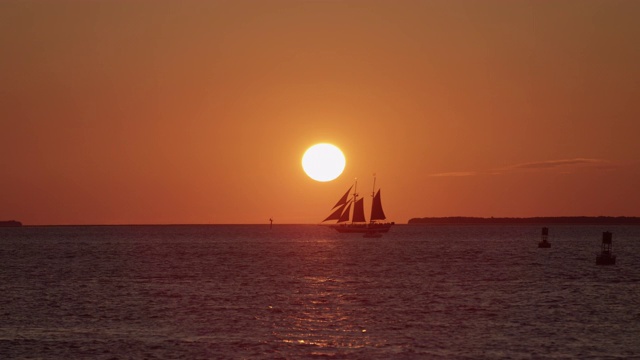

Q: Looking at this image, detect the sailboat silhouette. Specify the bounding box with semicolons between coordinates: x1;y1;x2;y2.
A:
323;177;394;233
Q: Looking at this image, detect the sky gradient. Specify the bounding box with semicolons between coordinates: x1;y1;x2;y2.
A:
1;0;639;225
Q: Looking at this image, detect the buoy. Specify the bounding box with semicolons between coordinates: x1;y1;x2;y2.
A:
596;231;616;265
538;227;551;248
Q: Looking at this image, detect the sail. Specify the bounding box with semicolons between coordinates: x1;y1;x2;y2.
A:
338;202;352;223
331;186;352;209
352;198;366;223
370;189;386;221
323;202;348;222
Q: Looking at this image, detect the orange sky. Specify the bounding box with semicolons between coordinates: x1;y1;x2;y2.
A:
1;0;639;225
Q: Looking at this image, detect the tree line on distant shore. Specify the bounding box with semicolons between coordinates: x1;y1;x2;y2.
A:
407;216;640;225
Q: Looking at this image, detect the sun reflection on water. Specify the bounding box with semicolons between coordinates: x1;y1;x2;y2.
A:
268;273;378;353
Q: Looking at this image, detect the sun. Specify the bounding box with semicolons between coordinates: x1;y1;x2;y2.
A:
302;143;346;182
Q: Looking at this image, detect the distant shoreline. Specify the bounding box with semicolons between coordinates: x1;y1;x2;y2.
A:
4;218;640;227
407;216;640;225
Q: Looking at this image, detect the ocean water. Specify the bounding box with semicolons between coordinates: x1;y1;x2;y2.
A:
1;224;639;359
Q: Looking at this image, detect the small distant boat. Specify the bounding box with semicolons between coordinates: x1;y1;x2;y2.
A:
323;176;394;234
596;231;616;265
538;227;551;248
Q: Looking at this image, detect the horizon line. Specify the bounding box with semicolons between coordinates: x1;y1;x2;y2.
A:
5;215;640;227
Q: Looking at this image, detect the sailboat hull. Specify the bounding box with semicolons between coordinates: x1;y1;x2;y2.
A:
331;223;394;233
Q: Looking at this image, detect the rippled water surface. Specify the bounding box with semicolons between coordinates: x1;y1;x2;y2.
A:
1;224;639;359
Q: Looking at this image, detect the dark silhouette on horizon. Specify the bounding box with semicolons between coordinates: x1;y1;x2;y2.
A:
408;216;640;225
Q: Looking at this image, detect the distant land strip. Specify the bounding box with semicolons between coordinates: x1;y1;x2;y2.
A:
407;216;640;225
0;220;22;227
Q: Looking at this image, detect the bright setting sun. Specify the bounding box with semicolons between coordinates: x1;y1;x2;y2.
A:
301;143;346;182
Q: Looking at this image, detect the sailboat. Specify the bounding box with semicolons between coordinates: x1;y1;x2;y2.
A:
322;177;394;233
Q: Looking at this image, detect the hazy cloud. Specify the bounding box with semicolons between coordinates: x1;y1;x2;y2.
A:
507;158;610;170
429;171;477;177
430;158;619;177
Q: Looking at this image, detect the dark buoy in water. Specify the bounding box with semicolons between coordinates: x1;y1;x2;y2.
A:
596;231;616;265
269;218;273;229
538;227;551;248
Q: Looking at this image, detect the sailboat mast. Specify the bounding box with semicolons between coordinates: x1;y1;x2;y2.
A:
371;174;376;224
352;178;358;224
371;174;377;199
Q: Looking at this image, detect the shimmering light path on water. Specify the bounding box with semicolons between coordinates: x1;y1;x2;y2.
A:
1;225;639;358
